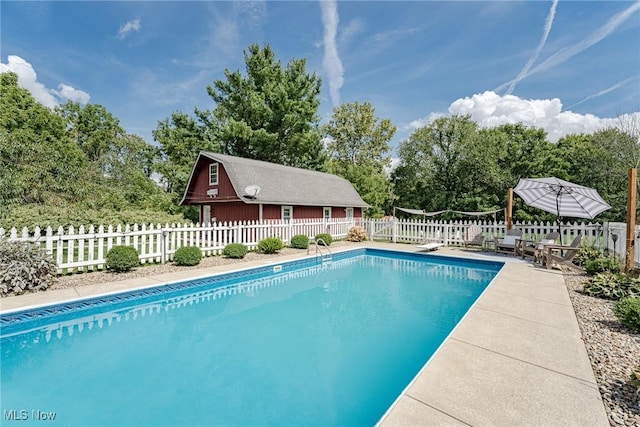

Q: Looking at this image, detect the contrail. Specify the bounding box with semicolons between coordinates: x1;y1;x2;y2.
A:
566;76;638;110
495;0;640;94
320;0;344;106
529;0;640;75
506;0;558;95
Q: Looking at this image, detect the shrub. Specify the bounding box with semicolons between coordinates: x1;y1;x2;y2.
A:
0;240;57;296
573;245;603;267
583;273;640;300
585;257;621;275
258;237;284;254
174;246;203;266
290;234;309;249
614;297;640;332
347;226;367;242
314;233;333;246
222;243;248;259
105;245;139;272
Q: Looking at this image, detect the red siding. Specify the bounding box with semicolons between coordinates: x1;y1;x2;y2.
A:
185;158;239;205
199;203;362;223
186;156;364;222
206;202;259;222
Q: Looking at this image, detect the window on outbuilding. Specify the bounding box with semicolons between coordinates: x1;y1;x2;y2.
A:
282;206;293;222
323;207;331;220
345;207;354;219
209;163;218;186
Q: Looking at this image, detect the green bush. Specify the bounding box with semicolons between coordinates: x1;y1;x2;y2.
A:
347;226;367;242
614;297;640;332
573;245;603;267
257;237;284;254
585;257;621;275
222;243;248;259
583;273;640;300
105;245;139;272
290;234;309;249
0;240;57;296
174;246;202;266
314;233;333;246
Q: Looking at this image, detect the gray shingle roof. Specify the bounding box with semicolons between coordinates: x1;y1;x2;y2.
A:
198;152;368;207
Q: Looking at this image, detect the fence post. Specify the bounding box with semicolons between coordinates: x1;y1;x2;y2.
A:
161;227;169;264
392;217;397;243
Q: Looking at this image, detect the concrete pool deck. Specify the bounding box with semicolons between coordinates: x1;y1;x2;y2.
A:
0;242;609;427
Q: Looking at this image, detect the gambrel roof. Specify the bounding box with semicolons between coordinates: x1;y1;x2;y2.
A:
181;152;369;207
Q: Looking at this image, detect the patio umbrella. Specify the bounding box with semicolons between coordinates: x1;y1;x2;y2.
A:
514;177;611;238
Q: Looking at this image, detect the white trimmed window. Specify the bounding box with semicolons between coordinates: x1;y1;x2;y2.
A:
209;163;218;185
323;207;331;220
345;207;354;219
282;206;293;222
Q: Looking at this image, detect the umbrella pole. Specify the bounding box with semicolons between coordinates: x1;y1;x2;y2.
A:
557;217;562;245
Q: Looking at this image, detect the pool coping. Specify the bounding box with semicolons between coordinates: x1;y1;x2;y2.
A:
0;242;609;426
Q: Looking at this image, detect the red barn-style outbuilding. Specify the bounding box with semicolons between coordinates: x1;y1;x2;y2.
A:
180;152;369;223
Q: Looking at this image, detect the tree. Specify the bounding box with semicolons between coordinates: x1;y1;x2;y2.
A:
201;43;326;170
393;115;499;216
56;101;125;167
0;72;89;213
322;101;395;217
153;111;219;196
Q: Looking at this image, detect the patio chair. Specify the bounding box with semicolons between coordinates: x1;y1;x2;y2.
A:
517;232;560;260
493;228;523;256
463;232;485;249
463;225;484;249
541;235;584;272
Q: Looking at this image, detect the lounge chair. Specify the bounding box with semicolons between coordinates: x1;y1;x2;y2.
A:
493;228;523;255
463;225;485;249
416;242;444;252
517;232;560;260
542;235;584;271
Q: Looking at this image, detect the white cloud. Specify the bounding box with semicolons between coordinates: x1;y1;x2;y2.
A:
320;0;344;107
447;91;625;142
55;83;90;104
407;112;445;131
0;55;58;108
0;55;90;107
409;91;638;143
118;19;141;40
505;0;558;95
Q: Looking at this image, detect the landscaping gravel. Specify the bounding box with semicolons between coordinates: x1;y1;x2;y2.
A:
563;271;640;427
44;246;640;425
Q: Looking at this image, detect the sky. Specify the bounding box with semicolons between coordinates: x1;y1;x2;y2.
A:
2;0;639;156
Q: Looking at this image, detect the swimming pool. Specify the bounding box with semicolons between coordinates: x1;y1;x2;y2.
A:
1;248;502;426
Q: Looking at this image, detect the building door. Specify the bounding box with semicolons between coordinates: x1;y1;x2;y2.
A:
202;205;211;225
345;207;354;219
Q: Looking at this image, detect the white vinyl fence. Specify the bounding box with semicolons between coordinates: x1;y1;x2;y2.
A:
364;218;604;246
3;217;637;273
364;218;639;267
0;218;358;274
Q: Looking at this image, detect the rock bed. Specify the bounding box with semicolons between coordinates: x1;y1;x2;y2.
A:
563;272;640;426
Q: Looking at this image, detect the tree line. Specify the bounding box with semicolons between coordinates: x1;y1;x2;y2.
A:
1;44;637;229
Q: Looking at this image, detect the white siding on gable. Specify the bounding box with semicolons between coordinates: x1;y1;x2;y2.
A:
209;163;218;185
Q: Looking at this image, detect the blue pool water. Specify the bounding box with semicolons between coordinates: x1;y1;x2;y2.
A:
1;249;501;426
